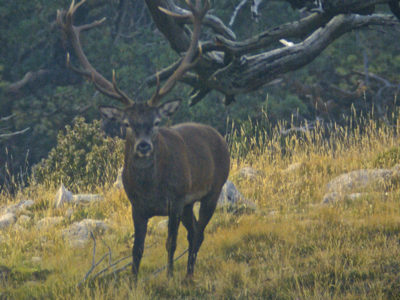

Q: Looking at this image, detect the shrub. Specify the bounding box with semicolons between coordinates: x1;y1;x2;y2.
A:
32;117;124;192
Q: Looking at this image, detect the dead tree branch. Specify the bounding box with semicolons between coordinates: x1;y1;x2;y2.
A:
144;0;399;105
209;14;398;96
229;0;248;27
0;127;30;140
76;227;188;286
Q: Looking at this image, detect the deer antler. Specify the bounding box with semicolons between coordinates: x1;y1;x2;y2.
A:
148;0;209;106
57;0;134;106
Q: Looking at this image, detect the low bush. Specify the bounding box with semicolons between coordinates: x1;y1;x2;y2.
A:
32;117;124;192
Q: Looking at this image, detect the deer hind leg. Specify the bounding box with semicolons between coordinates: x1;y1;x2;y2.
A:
194;188;220;256
132;211;148;281
166;199;183;278
181;204;199;277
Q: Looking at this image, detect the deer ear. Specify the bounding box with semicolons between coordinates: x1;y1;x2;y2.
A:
99;106;124;122
158;100;181;118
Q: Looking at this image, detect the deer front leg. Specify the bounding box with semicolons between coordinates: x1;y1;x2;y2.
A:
132;210;148;281
166;199;183;278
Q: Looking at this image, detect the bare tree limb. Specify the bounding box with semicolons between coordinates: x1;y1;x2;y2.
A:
4;69;81;101
77;232;109;287
162;0;236;40
0;114;16;122
229;0;248;27
353;70;398;88
143;0;399;105
208;14;398;96
213;12;330;56
251;0;264;21
76;233;188;286
0;127;30;140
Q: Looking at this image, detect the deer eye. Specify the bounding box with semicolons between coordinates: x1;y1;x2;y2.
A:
123;121;130;127
154;119;161;127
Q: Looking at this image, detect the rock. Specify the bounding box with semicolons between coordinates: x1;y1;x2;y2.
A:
237;167;261;181
36;216;64;229
218;180;245;205
0;213;16;229
114;167;124;189
322;166;399;204
73;194;104;205
323;192;363;204
54;184;103;208
62;219;108;247
218;180;257;213
322;192;340;204
326;169;393;194
1;199;34;214
54;184;73;208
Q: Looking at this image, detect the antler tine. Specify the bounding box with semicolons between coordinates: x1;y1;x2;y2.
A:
58;0;134;106
68;0;86;17
148;0;208;106
112;70;135;105
66;52;91;77
148;73;161;106
184;0;196;12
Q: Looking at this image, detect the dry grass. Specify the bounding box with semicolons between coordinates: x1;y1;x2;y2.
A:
1;116;400;299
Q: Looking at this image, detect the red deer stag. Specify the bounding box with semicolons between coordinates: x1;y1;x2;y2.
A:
57;0;230;279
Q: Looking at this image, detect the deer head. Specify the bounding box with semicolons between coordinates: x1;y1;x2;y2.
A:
99;100;180;158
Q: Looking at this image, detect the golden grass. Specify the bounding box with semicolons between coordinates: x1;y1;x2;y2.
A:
1;116;400;299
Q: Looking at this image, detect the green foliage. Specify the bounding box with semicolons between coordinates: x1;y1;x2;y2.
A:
265;94;310;121
32;117;124;192
373;146;400;169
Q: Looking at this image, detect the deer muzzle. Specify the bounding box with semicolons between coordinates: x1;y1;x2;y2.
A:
135;140;154;157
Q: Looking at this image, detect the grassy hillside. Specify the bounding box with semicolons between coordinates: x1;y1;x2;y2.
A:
1;116;400;299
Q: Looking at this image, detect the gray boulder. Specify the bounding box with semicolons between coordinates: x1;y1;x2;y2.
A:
322;165;400;204
54;184;73;207
237;167;262;181
0;213;17;230
72;194;103;205
218;180;257;213
54;184;103;208
36;216;64;229
62;219;108;247
218;180;245;205
1;199;34;215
